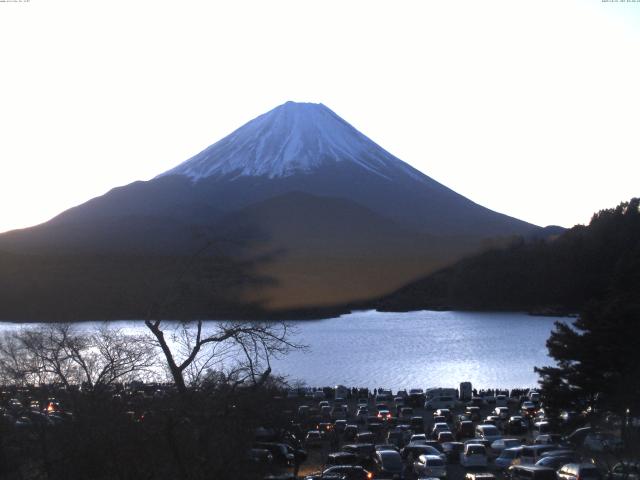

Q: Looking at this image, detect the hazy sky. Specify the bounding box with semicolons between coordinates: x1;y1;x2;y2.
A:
1;0;639;233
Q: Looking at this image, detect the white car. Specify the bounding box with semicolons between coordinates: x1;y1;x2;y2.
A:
425;396;457;410
460;443;488;468
432;422;451;438
414;454;447;478
494;407;510;419
410;434;428;445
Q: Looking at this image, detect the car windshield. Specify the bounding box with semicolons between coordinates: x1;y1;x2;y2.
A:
483;426;499;435
468;446;485;455
382;454;403;469
501;450;518;459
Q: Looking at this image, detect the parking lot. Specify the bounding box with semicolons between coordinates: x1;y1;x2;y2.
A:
255;386;635;480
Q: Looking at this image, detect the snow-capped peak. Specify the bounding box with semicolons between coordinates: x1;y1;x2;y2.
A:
158;101;423;181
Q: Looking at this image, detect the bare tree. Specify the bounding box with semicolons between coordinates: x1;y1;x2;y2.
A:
144;317;302;395
0;324;157;389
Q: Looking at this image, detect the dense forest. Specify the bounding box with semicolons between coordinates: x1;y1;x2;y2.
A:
376;198;640;313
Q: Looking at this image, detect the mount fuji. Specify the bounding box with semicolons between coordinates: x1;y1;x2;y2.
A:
0;102;541;320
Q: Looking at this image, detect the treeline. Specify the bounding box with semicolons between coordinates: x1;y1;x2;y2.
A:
377;198;640;312
0;319;300;479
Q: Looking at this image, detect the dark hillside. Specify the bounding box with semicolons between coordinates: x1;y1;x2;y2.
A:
376;198;640;313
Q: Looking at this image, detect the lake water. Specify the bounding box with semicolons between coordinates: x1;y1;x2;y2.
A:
0;310;568;391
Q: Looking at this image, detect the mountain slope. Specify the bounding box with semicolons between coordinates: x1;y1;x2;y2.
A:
213;191;477;309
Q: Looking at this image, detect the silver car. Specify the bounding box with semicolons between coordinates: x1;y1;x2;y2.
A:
414;454;447;478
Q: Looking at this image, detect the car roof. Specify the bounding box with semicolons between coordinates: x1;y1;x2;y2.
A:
524;444;558;450
378;449;400;457
419;454;444;461
513;465;556;471
562;463;599;469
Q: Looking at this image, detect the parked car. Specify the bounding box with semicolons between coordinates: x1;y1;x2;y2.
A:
466;407;481;422
401;444;446;462
435;409;452;421
442;442;465;464
410;416;424;433
437;431;455;443
408;389;425;407
475;424;502;442
539;449;578;459
326;451;358;466
254;442;298;466
356;407;368;423
375;443;400;452
465;474;496;480
532;421;551;436
565;427;592;447
377;409;392;422
399;407;414;421
507;465;556;480
519;445;559;465
465;438;492;451
582;432;623;452
495;446;523;470
534;455;579;470
491;438;521;455
557;463;603;480
433;422;451;439
305;430;324;448
357;432;375;444
495;407;510;419
425;396;457;410
374;449;404;479
342;444;376;463
334;419;347;434
506;416;528;435
321;465;374;480
609;462;640;480
521;402;538;418
534;434;563;445
456;421;475;439
484;415;501;426
460;443;488;468
386;429;407;448
344;424;359;441
414;454;447;478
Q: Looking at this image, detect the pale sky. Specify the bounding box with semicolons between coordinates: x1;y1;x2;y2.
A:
1;0;639;234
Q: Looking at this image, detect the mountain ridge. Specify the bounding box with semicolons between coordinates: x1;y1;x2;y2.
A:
0;101;544;317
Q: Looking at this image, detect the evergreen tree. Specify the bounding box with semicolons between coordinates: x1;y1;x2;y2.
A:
536;199;640;431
